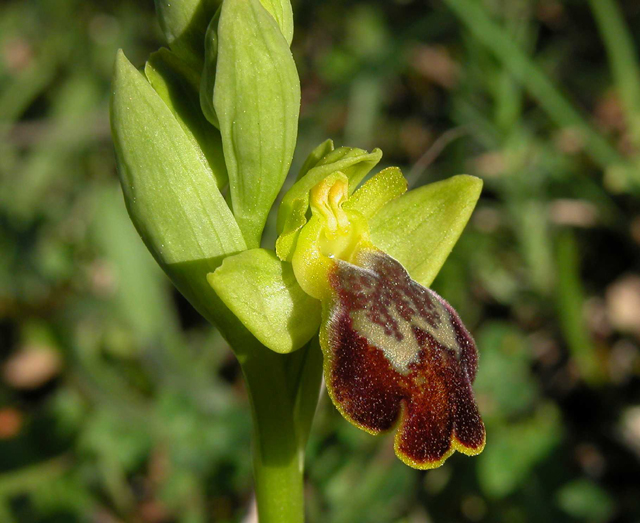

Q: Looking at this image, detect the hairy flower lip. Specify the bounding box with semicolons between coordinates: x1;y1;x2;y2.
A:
321;249;486;469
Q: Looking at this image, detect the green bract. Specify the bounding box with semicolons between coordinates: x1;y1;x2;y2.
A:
208;249;320;354
145;48;228;188
207;0;300;248
110;50;246;329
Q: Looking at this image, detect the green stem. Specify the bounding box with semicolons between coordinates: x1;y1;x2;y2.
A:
236;339;322;523
164;261;323;521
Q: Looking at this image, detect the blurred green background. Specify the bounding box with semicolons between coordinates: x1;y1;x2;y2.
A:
2;0;640;521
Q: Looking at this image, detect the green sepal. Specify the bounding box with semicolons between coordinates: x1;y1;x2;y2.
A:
344;166;407;219
208;249;321;354
153;0;219;70
213;0;301;248
275;146;382;261
369;175;482;287
275;198;309;262
145;48;228;188
111;50;246;323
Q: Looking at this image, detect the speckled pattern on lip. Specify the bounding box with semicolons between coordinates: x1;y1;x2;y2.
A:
322;249;485;469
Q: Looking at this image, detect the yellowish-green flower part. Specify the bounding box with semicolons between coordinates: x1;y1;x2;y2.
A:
288;173;486;469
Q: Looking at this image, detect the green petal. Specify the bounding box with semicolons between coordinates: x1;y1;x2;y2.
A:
145;48;228;188
111;50;246;309
345;166;407;219
276;146;382;261
153;0;218;69
369;175;482;287
213;0;300;248
208;249;321;354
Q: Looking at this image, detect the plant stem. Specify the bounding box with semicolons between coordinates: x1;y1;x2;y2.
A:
166;265;323;522
237;339;322;522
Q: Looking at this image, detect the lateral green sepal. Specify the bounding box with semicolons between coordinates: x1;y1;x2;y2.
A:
369;175;482;287
145;48;228;188
208;249;321;354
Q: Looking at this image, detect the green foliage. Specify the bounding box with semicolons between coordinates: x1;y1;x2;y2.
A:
557;479;615;523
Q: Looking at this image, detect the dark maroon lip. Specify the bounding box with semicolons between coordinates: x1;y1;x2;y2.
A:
324;250;485;466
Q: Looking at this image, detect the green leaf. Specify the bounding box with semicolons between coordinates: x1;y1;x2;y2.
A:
145;48;228;188
555;231;604;384
111;50;246;325
208;249;321;354
275;146;382;261
369;175;482;287
345;167;407;220
153;0;219;69
212;0;300;248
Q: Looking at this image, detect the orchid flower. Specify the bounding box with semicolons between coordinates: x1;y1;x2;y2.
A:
211;145;486;469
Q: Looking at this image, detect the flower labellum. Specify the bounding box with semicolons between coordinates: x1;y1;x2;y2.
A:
291;175;486;468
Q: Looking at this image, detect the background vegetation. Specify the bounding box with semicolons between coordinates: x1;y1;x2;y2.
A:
1;0;640;521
